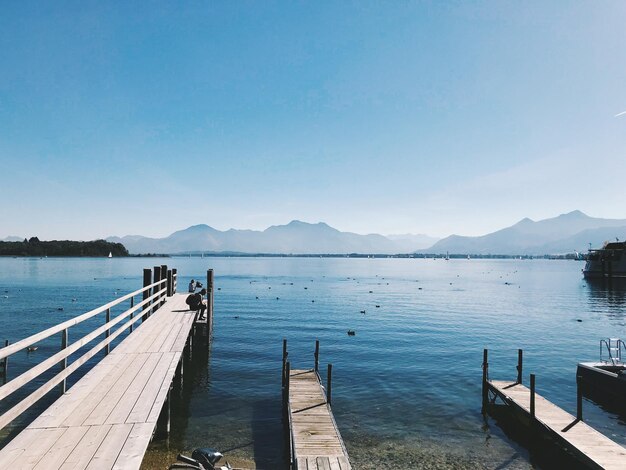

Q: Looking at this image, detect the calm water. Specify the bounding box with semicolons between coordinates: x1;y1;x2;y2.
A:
1;257;625;469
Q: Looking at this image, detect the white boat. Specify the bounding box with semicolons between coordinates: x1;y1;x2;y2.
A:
583;241;626;279
108;252;112;258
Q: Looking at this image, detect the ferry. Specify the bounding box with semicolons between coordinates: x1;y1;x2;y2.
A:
582;240;626;279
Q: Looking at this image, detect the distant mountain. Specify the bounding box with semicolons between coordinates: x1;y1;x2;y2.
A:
107;220;431;255
2;236;23;242
386;233;440;251
422;211;626;255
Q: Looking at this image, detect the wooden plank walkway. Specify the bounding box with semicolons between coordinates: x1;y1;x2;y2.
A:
489;380;626;470
0;293;195;470
288;369;351;470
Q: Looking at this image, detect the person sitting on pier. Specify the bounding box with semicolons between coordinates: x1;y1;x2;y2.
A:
188;279;196;292
186;288;207;320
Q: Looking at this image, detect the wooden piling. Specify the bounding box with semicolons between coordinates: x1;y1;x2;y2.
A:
142;268;151;322
327;363;333;406
160;265;168;306
172;268;177;293
314;340;320;373
517;349;523;384
482;349;488;414
153;266;161;313
156;389;171;438
282;339;288;387
167;270;173;297
530;374;536;419
207;269;214;322
577;374;583;421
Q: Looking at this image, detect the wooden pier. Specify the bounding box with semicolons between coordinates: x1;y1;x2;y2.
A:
483;349;626;469
0;267;215;469
282;341;351;470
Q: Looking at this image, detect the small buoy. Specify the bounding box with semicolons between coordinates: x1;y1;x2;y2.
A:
268;287;271;289
369;291;373;293
255;296;259;299
577;319;583;322
71;298;77;302
304;287;308;290
347;330;356;336
217;287;221;291
57;307;64;311
312;300;315;303
418;287;422;290
375;305;380;308
276;297;279;300
234;316;239;319
3;295;8;299
27;346;38;352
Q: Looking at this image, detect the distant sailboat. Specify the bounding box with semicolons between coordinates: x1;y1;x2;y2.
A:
108;252;112;258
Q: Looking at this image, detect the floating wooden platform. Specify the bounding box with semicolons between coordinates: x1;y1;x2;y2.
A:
0;293;196;470
488;379;626;470
288;369;351;470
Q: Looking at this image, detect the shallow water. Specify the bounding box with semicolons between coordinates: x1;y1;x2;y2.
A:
1;257;625;469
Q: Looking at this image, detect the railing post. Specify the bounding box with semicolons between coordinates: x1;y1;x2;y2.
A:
530;374;536;419
282;339;288;388
172;268;177;293
482;349;489;414
153;266;161;314
60;329;68;393
577;374;583;421
105;308;111;355
327;363;333;406
129;297;134;333
160;264;167;305
142;268;151;322
1;340;9;384
517;349;523;384
314;340;319;373
167;270;173;297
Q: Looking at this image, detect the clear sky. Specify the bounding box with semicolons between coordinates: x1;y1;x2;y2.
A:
1;1;625;240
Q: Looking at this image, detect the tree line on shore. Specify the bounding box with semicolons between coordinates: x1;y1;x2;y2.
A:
0;238;129;257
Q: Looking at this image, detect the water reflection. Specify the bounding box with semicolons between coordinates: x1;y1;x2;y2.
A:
585;278;626;319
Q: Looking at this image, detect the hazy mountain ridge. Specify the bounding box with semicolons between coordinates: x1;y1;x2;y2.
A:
106;211;626;255
107;220;432;254
422;211;626;255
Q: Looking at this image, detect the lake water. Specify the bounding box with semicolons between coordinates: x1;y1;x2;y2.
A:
1;257;625;469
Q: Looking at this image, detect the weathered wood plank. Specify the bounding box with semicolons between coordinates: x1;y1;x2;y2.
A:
60;424;113;470
289;369;351;469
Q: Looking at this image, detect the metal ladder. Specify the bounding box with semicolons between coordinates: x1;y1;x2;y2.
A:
600;338;623;365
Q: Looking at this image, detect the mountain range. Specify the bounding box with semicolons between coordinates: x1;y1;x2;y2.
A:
421;210;626;255
104;211;626;256
107;221;438;255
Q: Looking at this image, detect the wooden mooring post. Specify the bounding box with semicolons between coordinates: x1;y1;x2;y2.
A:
207;269;214;332
142;268;151;322
153;266;161;314
516;349;523;384
481;348;489;414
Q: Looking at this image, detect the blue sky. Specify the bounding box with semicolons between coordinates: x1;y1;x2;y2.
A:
1;1;625;240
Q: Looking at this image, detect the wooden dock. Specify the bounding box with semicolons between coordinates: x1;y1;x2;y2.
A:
0;267;215;470
283;341;351;470
483;350;626;469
